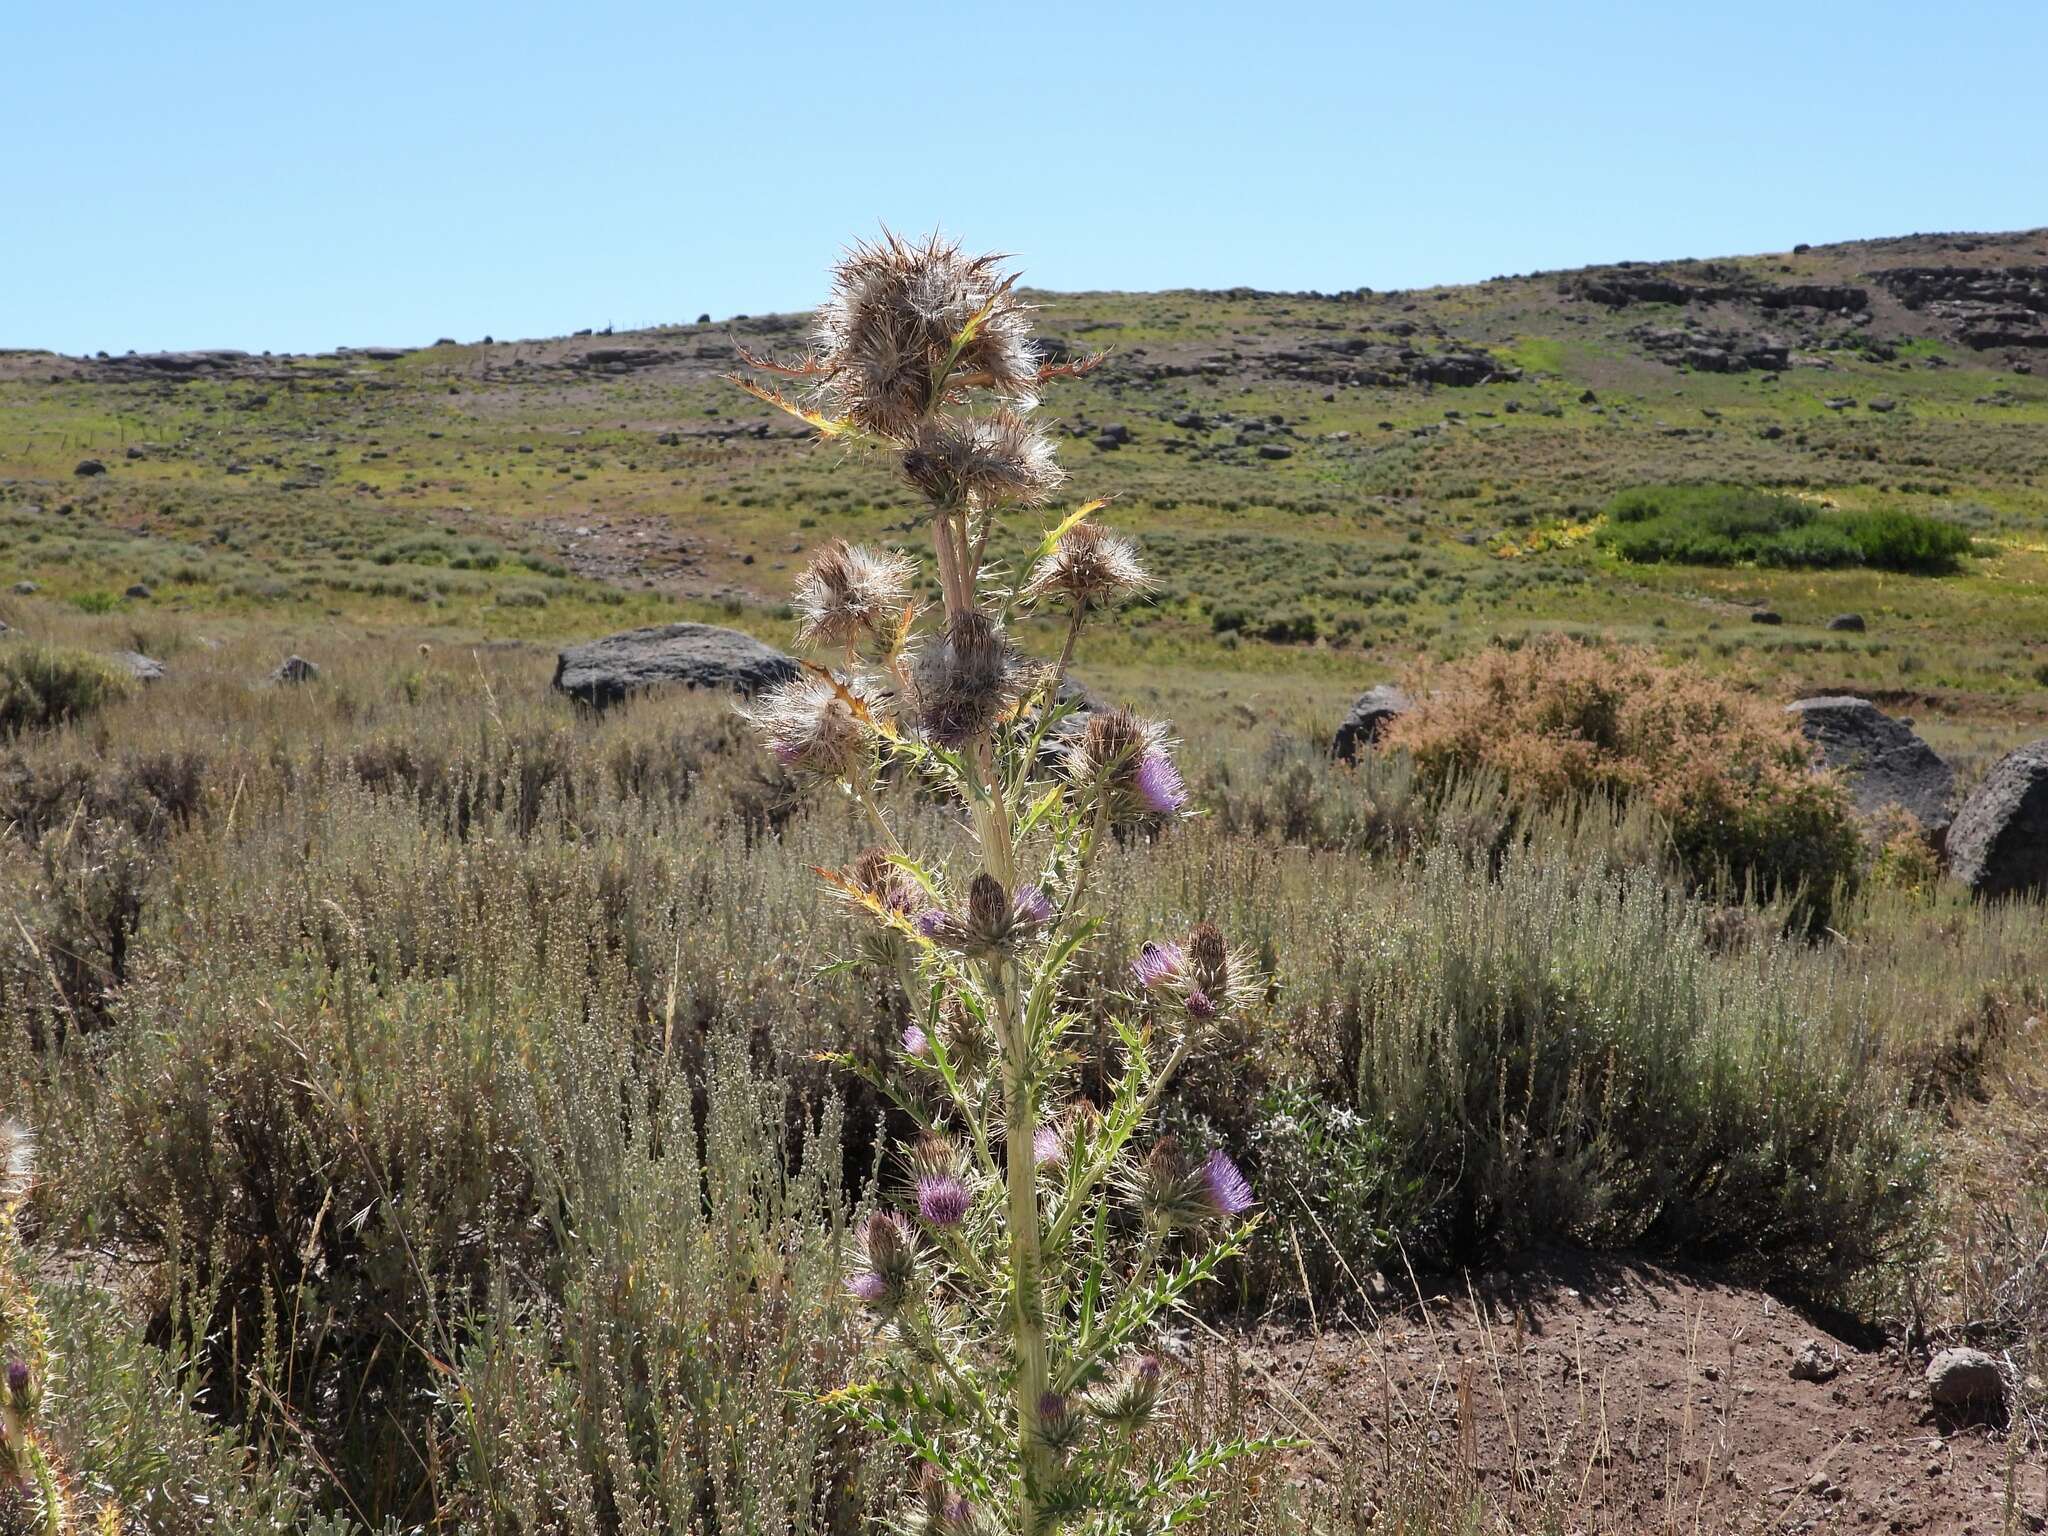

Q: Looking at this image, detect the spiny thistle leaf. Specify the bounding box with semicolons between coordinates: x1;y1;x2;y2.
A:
725;373;870;440
1031;498;1111;566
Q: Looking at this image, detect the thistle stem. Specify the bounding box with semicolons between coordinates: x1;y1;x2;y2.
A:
995;960;1051;1525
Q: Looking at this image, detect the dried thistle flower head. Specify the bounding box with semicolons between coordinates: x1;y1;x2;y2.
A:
813;230;1038;438
744;670;876;782
904;610;1026;748
1023;522;1151;610
793;539;914;653
845;846;918;917
901;411;1065;510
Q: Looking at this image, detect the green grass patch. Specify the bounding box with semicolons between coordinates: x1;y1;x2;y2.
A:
1598;484;1974;574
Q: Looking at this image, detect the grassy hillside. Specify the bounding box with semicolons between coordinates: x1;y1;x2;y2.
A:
4;229;2046;756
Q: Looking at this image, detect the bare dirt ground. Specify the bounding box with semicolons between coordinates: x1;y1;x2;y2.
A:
1238;1248;2044;1535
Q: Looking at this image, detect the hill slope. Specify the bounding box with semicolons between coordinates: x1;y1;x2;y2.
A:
3;228;2045;744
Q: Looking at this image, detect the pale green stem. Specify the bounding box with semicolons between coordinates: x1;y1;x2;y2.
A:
994;958;1050;1525
852;777;901;855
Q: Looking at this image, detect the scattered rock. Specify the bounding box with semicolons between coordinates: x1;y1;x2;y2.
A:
1750;609;1783;625
124;583;152;599
1791;1340;1842;1383
1786;696;1955;834
1256;443;1293;460
1825;613;1866;632
1945;738;2048;899
271;655;319;685
125;445;146;460
1332;684;1412;762
111;651;165;682
10;582;36;596
1925;1348;2005;1413
1867;397;1897;412
552;622;796;708
74;458;107;476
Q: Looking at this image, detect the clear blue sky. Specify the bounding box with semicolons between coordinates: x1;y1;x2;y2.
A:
7;1;2044;356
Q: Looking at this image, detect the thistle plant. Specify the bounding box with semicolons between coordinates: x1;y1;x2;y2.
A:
0;1119;73;1536
734;231;1288;1534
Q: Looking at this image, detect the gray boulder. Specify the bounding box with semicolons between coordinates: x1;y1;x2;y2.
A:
1945;738;2048;899
1826;613;1866;632
1925;1347;2004;1413
553;622;795;708
271;655;319;685
1787;696;1955;834
1332;684;1412;762
111;651;165;683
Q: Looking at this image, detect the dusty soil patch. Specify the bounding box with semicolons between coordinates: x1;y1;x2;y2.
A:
1238;1249;2043;1533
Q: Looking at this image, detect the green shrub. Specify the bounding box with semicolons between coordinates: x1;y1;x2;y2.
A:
0;645;134;733
1597;484;1971;573
1319;844;1927;1287
1836;506;1973;573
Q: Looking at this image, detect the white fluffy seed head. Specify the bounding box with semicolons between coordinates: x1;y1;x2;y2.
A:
1023;522;1151;608
792;539;915;653
743;671;877;782
811;231;1039;439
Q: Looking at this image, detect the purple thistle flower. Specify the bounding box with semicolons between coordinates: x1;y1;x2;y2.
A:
1134;1353;1163;1384
902;1023;931;1057
5;1358;27;1396
915;908;951;940
847;1271;887;1305
1013;885;1053;926
1134;749;1187;816
1131;940;1185;990
1184;989;1217;1021
1199;1149;1254;1216
916;1173;972;1228
941;1493;974;1527
1033;1124;1063;1167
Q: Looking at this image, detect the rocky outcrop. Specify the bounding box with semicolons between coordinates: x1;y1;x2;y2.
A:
553;623;796;708
1332;684;1412;761
1786;697;1955;834
1568;267;1865;313
1944;738;2048;898
1631;324;1789;373
1869;266;2048;350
